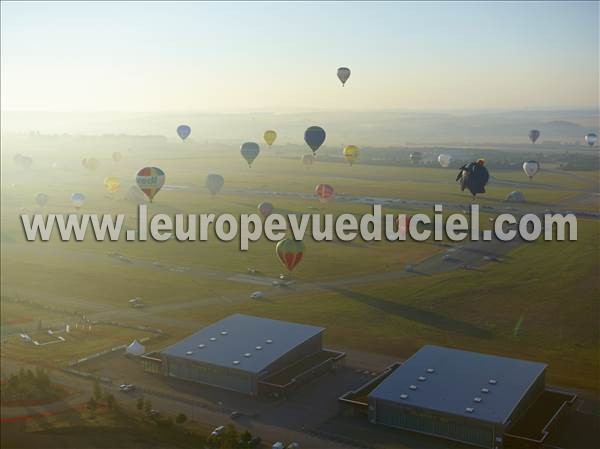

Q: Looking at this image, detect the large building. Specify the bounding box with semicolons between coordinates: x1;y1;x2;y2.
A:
341;345;575;449
151;314;344;396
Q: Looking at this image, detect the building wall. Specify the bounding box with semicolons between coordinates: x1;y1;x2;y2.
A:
162;355;255;395
505;369;546;430
260;333;323;378
370;400;495;449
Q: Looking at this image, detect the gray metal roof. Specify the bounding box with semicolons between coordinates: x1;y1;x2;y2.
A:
160;314;324;374
369;345;547;425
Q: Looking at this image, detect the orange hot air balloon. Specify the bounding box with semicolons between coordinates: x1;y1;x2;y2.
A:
276;239;305;272
314;184;334;203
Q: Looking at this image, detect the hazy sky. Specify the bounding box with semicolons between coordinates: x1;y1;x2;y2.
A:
1;1;598;112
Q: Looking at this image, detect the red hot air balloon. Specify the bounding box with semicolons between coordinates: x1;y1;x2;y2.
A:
395;215;412;238
314;184;334;203
276;239;305;272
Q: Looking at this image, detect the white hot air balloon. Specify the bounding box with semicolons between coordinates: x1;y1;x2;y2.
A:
523;160;541;179
437;154;452;168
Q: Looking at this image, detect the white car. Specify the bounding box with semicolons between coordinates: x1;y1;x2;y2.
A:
287;443;300;449
119;384;135;392
211;426;225;437
272;443;285;449
250;291;264;300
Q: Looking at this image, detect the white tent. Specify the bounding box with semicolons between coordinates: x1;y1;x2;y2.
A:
126;340;145;357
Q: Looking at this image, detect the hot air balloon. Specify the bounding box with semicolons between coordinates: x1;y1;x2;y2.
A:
83;158;99;171
456;159;489;198
177;125;191;141
343;145;359;166
522;161;540;179
302;154;315;166
585;132;598;147
529;129;540;144
409;152;423;164
206;174;224;196
112;151;122;162
438;154;452;168
240;142;260;167
276;239;305;272
35;193;49;207
104;177;121;193
337;67;351;86
258;202;273;217
71;193;86;209
264;130;277;148
304;126;326;155
135;167;165;202
395;215;412;237
314;184;334;203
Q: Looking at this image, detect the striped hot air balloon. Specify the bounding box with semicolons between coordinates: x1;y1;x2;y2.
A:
276;239;305;272
314;184;334;203
135;167;165;202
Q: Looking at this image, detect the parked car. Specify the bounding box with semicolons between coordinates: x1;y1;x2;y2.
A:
119;384;135;392
148;409;160;417
272;443;285;449
287;443;300;449
250;292;264;300
230;410;241;419
211;426;225;437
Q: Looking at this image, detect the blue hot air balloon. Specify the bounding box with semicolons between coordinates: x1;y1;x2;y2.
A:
304;126;326;155
177;125;191;141
240;142;260;167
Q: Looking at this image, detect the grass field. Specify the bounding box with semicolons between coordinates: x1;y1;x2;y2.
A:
1;140;598;393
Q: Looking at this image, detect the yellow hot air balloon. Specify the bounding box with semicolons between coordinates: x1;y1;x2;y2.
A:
104;177;121;194
264;130;277;148
343;145;359;166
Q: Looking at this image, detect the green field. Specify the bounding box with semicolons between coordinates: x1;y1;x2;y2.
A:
1;139;598;393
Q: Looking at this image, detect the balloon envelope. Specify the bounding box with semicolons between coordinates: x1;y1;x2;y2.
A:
258;202;273;217
343;145;359;166
585;132;597;147
206;174;224;196
136;167;165;201
523;161;540;179
276;239;305;272
314;184;334;203
438;154;452;168
35;193;49;207
177;125;191;141
264;130;277;147
104;177;121;193
409;152;423;164
529;129;540;143
240;142;260;167
337;67;351;86
304;126;326;154
71;193;86;209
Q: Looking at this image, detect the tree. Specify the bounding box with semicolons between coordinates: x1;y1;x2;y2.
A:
175;413;187;424
136;397;144;410
92;379;102;400
221;424;238;449
239;430;252;447
105;393;115;410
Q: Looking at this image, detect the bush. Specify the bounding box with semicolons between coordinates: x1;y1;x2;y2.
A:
136;397;144;410
175;413;187;424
